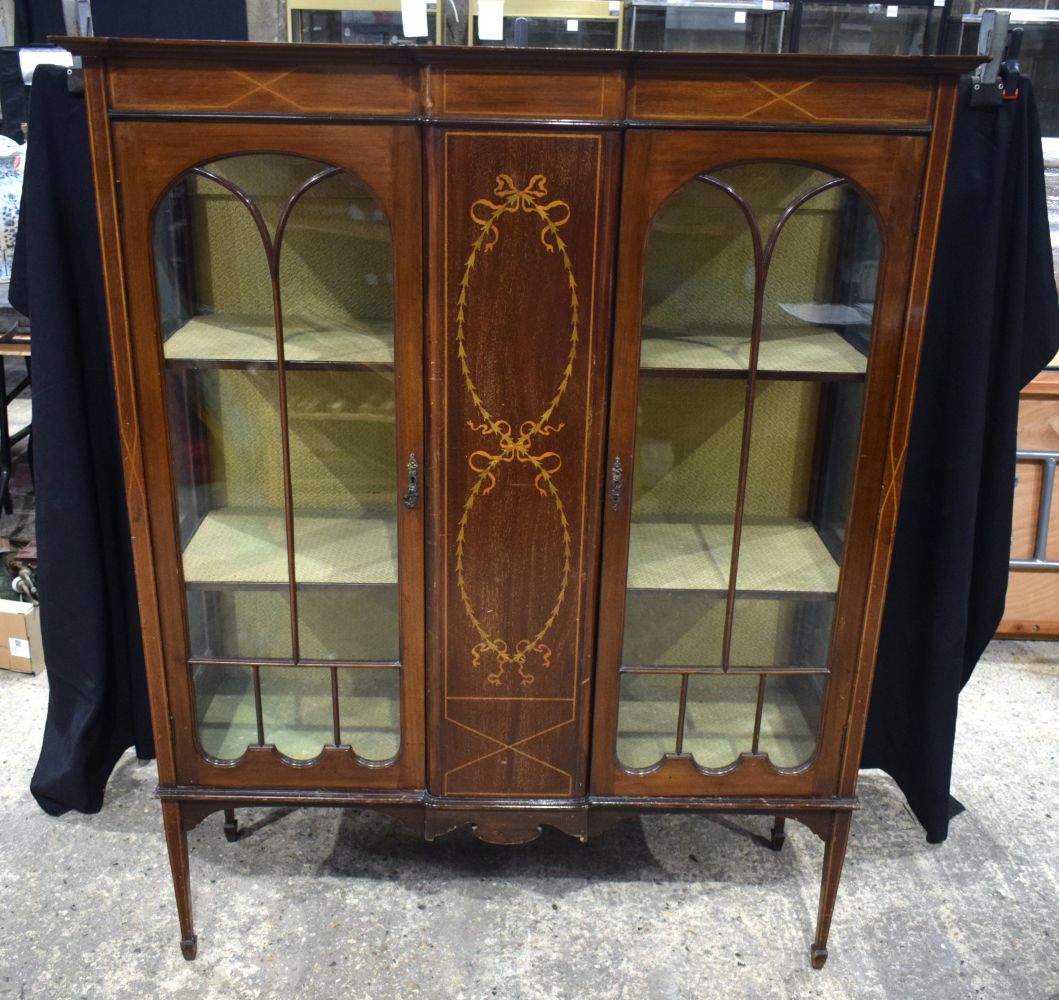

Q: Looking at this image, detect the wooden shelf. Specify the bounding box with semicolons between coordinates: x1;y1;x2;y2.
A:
640;325;866;378
627;518;839;595
182;509;397;586
163;312;394;368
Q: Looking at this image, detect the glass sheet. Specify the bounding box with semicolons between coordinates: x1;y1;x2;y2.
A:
475;16;618;48
278;169;394;364
640;177;755;372
758;674;825;767
683;673;757;768
293;9;437;44
288;370;399;661
194;664;258;762
796;3;929;55
259;666;334;760
616;673;682;769
628;6;786;52
338;668;401;761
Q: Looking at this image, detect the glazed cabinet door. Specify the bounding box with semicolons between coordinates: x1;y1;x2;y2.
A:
114;123;425;789
426;130;619;799
592;130;928;797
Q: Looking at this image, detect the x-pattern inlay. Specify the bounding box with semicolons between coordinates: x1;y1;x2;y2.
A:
740;77;820;120
223;68;304;111
444;711;576;793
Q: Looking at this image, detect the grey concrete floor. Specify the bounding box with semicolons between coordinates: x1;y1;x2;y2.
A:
0;641;1056;1000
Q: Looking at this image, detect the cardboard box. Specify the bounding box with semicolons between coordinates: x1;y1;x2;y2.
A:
0;598;44;674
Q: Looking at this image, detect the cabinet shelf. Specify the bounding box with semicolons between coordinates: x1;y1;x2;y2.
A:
182;509;398;587
627;518;839;595
163;313;394;369
640;325;866;379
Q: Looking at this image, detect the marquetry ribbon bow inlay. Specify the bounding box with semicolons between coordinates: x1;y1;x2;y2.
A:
456;174;579;688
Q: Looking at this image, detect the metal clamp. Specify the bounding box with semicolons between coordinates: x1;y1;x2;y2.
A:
402;452;420;509
610;456;623;511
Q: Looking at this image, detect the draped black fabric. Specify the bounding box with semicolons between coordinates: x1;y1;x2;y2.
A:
9;66;152;815
89;0;248;41
863;77;1059;843
13;0;65;46
0;49;29;142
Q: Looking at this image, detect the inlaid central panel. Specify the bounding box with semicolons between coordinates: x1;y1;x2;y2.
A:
428;130;616;797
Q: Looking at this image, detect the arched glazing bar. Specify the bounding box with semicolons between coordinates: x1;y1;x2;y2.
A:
188;163;344;671
154;155;402;765
618;163;879;774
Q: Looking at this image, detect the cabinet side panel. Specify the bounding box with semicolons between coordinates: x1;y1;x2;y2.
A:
428;130;615;798
83;61;178;785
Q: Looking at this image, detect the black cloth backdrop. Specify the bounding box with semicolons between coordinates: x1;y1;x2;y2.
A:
863;77;1059;842
12;68;1057;829
14;0;65;46
10;66;153;815
89;0;248;40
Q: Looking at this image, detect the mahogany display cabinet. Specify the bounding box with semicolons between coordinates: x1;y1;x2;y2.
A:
67;37;975;966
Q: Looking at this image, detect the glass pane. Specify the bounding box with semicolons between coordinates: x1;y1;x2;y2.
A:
640;177;755;371
758;675;825;768
616;673;681;770
622;593;726;668
622;377;743;668
299;588;399;663
188;590;291;662
194;664;257;762
729;182;879;672
280;168;399;663
287;371;399;662
628;6;786;52
278;169;394;364
338;668;401;761
259;666;334;760
729;598;835;669
294;9;437;44
476;16;618;48
683;674;757;768
796;4;928;55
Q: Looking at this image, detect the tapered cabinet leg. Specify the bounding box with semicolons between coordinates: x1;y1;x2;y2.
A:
810;811;852;970
769;815;787;852
161;801;198;960
223;808;239;843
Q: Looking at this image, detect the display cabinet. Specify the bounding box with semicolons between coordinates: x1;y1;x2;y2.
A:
70;38;973;967
624;0;789;52
789;0;945;55
287;0;441;45
467;0;623;47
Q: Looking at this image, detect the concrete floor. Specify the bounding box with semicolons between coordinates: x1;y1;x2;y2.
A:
0;641;1056;1000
